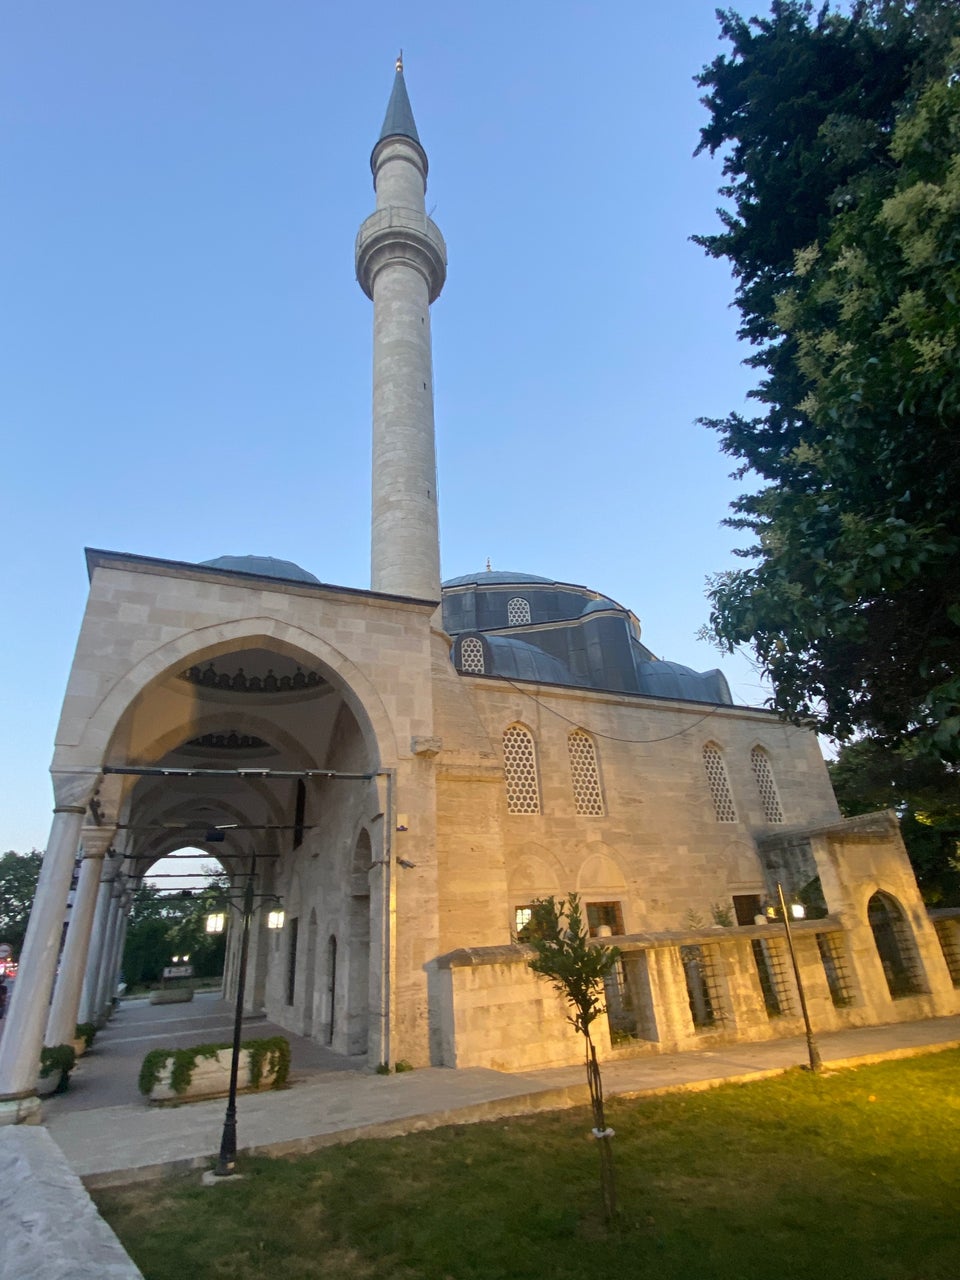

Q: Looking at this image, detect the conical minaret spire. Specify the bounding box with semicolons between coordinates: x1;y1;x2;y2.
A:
356;60;447;599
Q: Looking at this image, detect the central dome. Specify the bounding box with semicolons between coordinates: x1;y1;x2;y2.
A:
442;570;556;588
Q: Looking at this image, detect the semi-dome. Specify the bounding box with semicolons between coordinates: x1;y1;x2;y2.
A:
199;555;321;585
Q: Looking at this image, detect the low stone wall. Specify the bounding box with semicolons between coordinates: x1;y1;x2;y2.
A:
431;946;609;1070
0;1126;143;1279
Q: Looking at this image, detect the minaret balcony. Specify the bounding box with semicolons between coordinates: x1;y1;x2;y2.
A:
355;206;447;303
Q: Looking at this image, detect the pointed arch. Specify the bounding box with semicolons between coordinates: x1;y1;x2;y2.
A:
567;729;604;815
502;723;540;814
702;742;737;823
750;745;783;823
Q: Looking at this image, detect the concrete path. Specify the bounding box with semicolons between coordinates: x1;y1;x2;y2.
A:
40;995;960;1188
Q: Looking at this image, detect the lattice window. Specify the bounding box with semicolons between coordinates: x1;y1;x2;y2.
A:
568;730;604;815
750;747;784;823
503;724;541;814
817;932;855;1006
702;743;737;822
460;636;485;674
507;596;532;626
680;944;726;1029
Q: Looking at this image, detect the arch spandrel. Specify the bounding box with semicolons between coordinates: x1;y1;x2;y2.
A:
52;617;402;774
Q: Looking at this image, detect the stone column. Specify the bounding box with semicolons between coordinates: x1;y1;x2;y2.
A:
94;886;128;1025
0;770;100;1123
77;852;121;1025
45;827;117;1047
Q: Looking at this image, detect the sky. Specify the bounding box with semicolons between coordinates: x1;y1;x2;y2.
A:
1;1;778;854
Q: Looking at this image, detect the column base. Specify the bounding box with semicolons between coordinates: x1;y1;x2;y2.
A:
0;1095;43;1126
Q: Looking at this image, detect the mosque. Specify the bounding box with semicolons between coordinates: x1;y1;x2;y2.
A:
1;62;958;1122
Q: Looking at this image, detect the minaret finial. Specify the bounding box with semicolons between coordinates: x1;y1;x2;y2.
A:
396;50;403;73
486;558;492;573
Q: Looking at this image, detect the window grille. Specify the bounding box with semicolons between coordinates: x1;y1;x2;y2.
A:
507;596;532;626
816;932;855;1006
586;901;625;937
460;636;485;674
750;747;784;823
503;724;540;814
568;730;604;815
752;938;792;1017
680;943;726;1029
933;920;960;988
868;892;925;998
702;743;737;822
514;905;534;939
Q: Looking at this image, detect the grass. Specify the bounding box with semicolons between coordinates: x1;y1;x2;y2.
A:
94;1049;960;1280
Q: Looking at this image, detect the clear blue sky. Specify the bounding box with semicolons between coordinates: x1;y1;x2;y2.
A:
1;1;773;852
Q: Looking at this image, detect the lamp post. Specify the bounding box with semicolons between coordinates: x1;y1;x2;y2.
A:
205;855;284;1177
775;881;823;1073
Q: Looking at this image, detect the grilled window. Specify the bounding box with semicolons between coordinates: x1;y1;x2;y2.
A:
503;724;541;814
703;743;737;822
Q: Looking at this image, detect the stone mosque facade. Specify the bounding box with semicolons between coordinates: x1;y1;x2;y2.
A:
2;63;959;1122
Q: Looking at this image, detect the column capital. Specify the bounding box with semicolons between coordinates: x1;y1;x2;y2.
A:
80;827;117;860
51;770;102;813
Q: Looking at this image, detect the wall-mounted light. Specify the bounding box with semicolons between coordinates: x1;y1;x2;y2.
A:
205;912;226;935
267;909;285;931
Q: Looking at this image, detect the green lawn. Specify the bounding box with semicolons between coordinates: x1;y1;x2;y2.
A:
95;1050;960;1280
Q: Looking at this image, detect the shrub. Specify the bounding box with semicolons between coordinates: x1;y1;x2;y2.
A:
39;1044;77;1093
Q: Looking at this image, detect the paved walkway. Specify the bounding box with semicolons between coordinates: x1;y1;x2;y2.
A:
38;994;960;1188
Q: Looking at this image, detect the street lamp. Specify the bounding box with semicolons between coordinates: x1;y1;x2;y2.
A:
205;855;284;1177
773;881;823;1073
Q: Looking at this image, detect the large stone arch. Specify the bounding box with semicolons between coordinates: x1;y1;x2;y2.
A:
52;617;400;773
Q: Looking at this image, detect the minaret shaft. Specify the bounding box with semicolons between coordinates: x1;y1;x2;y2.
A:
356;70;446;600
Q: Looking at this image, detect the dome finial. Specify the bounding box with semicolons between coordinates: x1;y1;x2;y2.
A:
396;50;403;73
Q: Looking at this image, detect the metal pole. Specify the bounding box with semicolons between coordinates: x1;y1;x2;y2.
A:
215;854;255;1176
776;881;823;1073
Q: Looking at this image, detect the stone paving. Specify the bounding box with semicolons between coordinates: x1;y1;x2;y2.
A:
32;993;960;1189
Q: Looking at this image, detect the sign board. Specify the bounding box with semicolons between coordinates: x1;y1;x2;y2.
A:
162;964;194;980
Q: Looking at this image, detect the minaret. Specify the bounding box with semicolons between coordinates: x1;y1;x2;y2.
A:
356;56;447;599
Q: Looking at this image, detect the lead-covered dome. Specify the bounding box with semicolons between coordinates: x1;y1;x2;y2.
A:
199;555;321;585
443;568;733;706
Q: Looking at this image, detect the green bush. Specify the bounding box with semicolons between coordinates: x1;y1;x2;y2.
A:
39;1044;77;1093
75;1022;97;1050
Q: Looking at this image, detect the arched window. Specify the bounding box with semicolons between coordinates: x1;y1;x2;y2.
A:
702;743;737;822
460;636;485;674
568;730;604;815
750;747;783;823
868;892;924;998
503;723;540;814
507;596;532;626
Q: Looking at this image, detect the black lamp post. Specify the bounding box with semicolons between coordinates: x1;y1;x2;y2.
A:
205;854;284;1178
775;881;823;1073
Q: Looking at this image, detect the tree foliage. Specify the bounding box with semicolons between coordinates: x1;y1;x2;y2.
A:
828;739;960;902
696;1;960;759
0;849;43;954
123;870;229;986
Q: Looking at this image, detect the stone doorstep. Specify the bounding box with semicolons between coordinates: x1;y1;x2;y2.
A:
0;1126;143;1279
